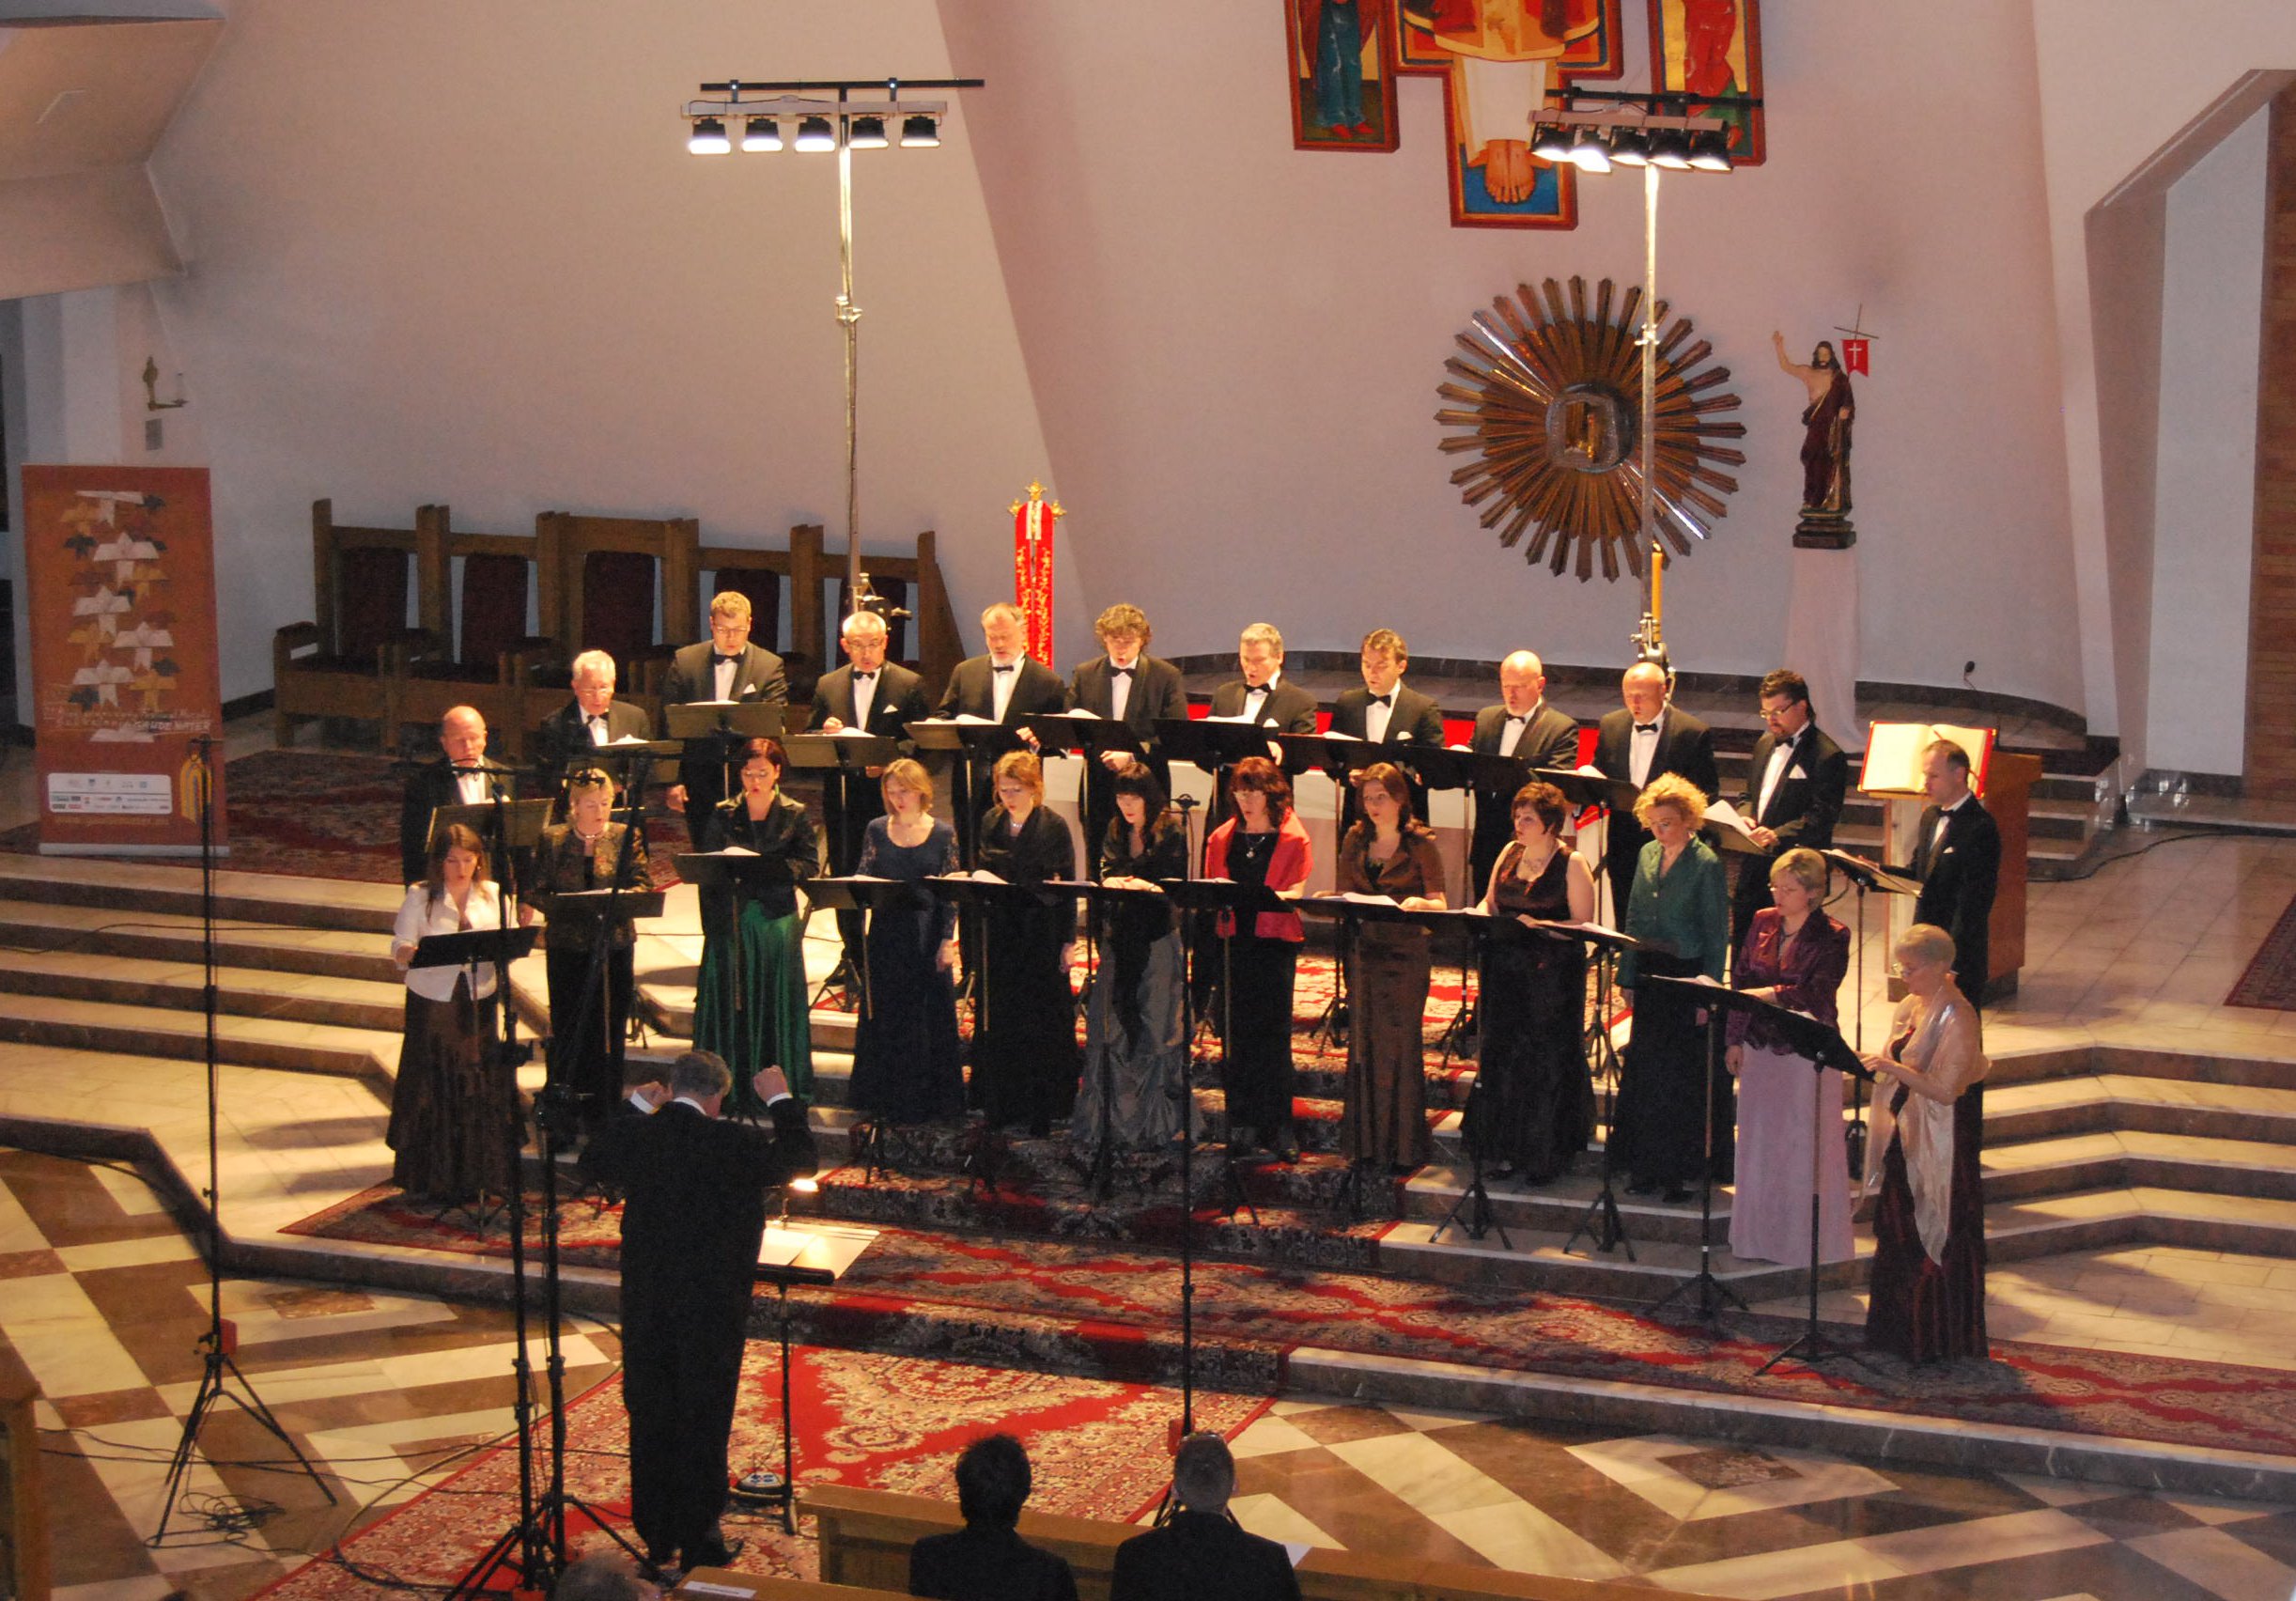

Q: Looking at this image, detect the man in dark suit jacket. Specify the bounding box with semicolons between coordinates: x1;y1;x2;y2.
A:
1466;649;1581;899
1730;668;1851;946
1591;661;1720;922
1110;1434;1299;1601
1070;602;1188;871
661;590;789;819
811;610;932;973
587;1050;816;1575
1911;738;2000;1011
533;649;652;801
398;704;515;885
1206;622;1320;733
1327;627;1446;835
908;1433;1078;1601
935;601;1069;859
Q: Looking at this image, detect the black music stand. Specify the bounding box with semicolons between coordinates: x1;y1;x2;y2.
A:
1557;920;1646;1258
1533;767;1640;926
784;732;902;1003
665;702;783;816
675;850;812;1122
1056;877;1186;1206
1822;849;1922;1178
1640;974;1751;1323
904;720;1026;864
748;1222;877;1534
1157;877;1294;1224
802;875;938;1179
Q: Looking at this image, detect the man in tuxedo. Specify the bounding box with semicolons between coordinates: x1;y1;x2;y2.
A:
1591;661;1719;922
908;1433;1078;1601
534;650;651;802
587;1050;816;1577
1109;1434;1299;1601
661;590;788;818
1327;628;1445;834
1070;602;1187;871
1467;650;1580;900
1206;622;1319;733
811;610;931;976
1730;668;1851;945
1911;738;2000;1011
935;601;1069;856
398;704;513;885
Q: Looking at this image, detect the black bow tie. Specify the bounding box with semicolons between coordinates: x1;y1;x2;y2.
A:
1369;692;1392;707
712;652;740;668
1109;666;1133;678
1635;722;1659;735
852;671;875;682
993;663;1016;675
1246;684;1268;695
1507;713;1528;724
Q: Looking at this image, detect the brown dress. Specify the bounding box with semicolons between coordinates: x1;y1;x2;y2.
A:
1336;822;1443;1167
1865;986;1990;1362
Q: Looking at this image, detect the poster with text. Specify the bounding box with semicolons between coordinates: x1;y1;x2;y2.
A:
22;464;227;856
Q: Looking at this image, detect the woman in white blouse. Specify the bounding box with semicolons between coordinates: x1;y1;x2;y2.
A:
387;822;521;1203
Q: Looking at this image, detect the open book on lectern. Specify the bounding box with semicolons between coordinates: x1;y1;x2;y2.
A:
1858;721;1997;798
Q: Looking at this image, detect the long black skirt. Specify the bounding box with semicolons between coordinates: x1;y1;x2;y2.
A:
1612;950;1734;1188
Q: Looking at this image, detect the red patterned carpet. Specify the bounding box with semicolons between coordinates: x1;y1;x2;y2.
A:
280;1189;2296;1465
256;1344;1264;1600
2226;888;2296;1009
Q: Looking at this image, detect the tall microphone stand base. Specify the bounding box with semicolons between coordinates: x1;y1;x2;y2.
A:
1432;1153;1511;1249
1648;1262;1748;1325
151;1338;336;1545
1564;1162;1637;1260
1753;1320;1868;1378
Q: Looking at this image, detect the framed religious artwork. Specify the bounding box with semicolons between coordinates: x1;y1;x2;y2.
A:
1648;0;1765;164
1287;0;1401;151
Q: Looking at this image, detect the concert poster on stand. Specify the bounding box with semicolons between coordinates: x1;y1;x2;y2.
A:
21;464;227;856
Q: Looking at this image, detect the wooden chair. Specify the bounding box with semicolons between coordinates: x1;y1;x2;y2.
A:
530;511;702;738
396;505;561;760
271;499;421;752
835;528;960;692
700;524;825;707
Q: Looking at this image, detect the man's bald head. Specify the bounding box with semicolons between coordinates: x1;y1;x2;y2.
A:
1621;661;1668;723
1498;652;1547;716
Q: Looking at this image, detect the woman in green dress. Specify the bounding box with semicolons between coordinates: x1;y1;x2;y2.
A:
693;736;818;1114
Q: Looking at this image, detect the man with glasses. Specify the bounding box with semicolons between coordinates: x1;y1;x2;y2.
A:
662;590;789;819
1730;668;1849;946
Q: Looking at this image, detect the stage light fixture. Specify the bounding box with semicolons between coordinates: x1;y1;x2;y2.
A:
1567;125;1612;173
1529;121;1572;163
1687;128;1733;171
741;116;783;152
900;112;940;148
1607;125;1652;166
849;114;888;149
688;116;731;155
794;113;837;152
1648;126;1693;169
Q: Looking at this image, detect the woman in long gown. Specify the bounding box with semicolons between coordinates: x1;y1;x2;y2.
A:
1613;772;1730;1203
529;767;649;1142
1335;762;1446;1172
1202;755;1312;1159
1076;760;1194;1158
847;758;965;1126
1726;847;1854;1266
1863;922;1991;1363
692;736;818;1114
972;749;1081;1137
388;823;520;1203
1472;780;1596;1184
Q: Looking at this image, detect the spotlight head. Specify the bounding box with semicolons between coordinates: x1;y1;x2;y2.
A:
1648;126;1693;169
1567;125;1612;174
794;113;836;152
687;116;731;156
900;111;941;148
1606;125;1652;167
741;116;782;153
1687;127;1733;171
849;113;888;149
1529;120;1572;163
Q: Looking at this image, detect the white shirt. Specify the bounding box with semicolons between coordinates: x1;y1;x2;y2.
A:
1108;659;1135;723
395;880;504;1003
586;712;611;746
454;769;490;806
1497;701;1544;759
712;652;739;702
1243;671;1281;723
1757;729;1802;822
1629;712;1663;786
989;656;1024;722
1930;792;1971;858
850;669;878;731
1365;681;1399;744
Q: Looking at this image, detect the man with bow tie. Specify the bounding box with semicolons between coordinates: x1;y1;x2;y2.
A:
1591;660;1719;923
1467;650;1581;898
1911;738;1999;1011
398;704;515;885
811;610;931;977
1206;623;1320;733
535;650;651;807
661;591;788;818
1328;628;1446;837
1069;602;1187;872
935;601;1070;859
1730;669;1849;945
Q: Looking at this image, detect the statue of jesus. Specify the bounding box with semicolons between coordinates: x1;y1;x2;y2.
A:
1773;331;1854;546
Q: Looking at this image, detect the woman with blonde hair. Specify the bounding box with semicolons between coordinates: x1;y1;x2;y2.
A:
1611;771;1730;1203
848;758;965;1127
974;749;1080;1136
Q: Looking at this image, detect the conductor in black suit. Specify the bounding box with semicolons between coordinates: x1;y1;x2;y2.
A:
1591;661;1719;921
1069;602;1187;874
1911;738;2000;1011
534;650;651;801
1730;668;1851;945
587;1049;816;1575
1468;650;1580;898
1327;627;1445;835
813;610;932;976
1109;1434;1299;1601
662;590;789;819
908;1433;1078;1601
398;704;511;886
934;600;1069;859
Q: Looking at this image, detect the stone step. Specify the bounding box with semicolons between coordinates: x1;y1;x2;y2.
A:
0;991;401;1084
1399;1161;1728;1248
1986;1070;2296;1146
0;949;409;1034
1982;1185;2296;1262
1991;1045;2296;1096
0;895;402;983
1981;1128;2296;1205
0;853;402;933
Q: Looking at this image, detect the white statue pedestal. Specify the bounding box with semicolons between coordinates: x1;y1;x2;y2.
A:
1783;545;1861;748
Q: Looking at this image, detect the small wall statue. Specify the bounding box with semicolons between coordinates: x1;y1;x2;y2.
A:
1772;330;1854;549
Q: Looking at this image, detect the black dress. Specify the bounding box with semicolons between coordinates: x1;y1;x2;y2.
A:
1078;821;1193;1154
1222;831;1296;1143
847;816;965;1124
973;805;1080;1133
1473;844;1593;1182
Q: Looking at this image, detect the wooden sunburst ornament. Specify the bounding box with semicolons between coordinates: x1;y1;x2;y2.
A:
1435;275;1746;582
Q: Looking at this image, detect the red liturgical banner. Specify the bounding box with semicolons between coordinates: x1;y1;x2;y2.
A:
1841;337;1870;375
1010;481;1062;664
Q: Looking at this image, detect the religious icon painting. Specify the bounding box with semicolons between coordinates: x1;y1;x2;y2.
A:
1648;0;1765;164
1287;0;1401;151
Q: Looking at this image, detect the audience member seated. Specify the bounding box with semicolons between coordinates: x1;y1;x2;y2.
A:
551;1552;659;1601
908;1432;1078;1601
1110;1433;1300;1601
